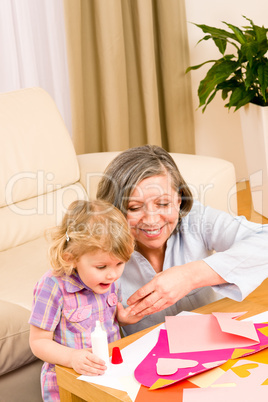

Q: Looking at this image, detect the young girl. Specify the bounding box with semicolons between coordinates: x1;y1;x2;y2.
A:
29;200;140;401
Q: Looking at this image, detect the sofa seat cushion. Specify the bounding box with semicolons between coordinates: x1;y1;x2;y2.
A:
0;300;37;375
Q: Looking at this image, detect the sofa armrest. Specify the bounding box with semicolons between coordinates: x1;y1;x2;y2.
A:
0;300;37;376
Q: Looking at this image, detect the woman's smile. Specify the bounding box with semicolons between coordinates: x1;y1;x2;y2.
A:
138;223;166;237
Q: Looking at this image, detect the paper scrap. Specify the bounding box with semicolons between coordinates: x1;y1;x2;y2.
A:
165;312;259;354
156;358;198;375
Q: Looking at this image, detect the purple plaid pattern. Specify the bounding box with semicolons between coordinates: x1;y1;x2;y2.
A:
29;270;121;401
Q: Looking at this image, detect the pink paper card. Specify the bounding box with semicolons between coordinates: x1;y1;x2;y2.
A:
165;312;259;354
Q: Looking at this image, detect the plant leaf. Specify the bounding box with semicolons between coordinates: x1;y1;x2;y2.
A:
257;62;268;101
241;41;259;67
245;65;258;90
188;16;268;111
244;16;268;43
205;90;217;108
193;23;237;41
227;86;255;110
196;35;212;45
223;22;246;44
213;38;227;54
198;60;238;107
185;59;217;73
186;55;235;74
234;92;256;110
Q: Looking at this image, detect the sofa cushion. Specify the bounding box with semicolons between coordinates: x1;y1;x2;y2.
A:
0;300;37;376
0;237;52;310
0;87;87;251
0;87;80;208
0;182;87;252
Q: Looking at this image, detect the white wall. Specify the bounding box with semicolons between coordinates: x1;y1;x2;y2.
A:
185;1;268;181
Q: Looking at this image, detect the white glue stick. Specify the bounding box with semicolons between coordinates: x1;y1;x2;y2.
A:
91;320;110;368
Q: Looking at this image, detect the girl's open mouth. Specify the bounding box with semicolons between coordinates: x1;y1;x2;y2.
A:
99;283;111;289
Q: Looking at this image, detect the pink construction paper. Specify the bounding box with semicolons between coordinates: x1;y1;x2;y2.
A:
213;312;259;342
165;312;259;354
134;321;268;389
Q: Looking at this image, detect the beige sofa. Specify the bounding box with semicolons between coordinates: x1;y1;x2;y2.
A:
0;87;237;401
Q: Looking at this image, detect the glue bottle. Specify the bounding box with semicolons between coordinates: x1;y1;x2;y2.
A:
91;320;110;368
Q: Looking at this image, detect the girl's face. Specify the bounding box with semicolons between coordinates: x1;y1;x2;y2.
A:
75;250;125;294
126;174;181;254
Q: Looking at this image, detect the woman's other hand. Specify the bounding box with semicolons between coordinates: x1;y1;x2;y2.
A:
127;261;226;316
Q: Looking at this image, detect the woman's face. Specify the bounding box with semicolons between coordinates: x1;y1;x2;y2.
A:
126;174;181;253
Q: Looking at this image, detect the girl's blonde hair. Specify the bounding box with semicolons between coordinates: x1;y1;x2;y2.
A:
47;200;134;276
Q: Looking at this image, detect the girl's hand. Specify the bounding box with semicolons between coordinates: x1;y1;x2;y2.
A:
29;325;107;376
70;348;107;376
116;302;146;325
126;261;226;317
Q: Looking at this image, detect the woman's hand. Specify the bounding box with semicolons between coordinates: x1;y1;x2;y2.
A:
127;261;226;317
70;348;107;376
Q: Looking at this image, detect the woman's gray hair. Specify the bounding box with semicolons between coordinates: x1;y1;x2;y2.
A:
96;145;193;221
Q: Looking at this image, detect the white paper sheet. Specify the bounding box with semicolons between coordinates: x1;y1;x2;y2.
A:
78;322;165;401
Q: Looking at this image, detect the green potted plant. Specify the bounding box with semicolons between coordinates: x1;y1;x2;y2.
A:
186;16;268;112
186;16;268;218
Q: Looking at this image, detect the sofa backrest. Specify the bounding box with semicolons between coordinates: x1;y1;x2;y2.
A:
0;88;87;252
78;152;238;215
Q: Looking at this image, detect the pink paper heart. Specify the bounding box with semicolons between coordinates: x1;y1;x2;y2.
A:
156;358;198;376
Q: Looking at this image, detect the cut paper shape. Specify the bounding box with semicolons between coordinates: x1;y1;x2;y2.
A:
203;360;226;369
258;326;268;337
231;362;259;378
231;348;255;359
134;320;268;389
213;312;259;341
184;351;268;402
259;344;268;351
212;359;268;388
156;358;198;375
149;379;176;390
188;367;225;388
165;312;259;354
135;380;198;402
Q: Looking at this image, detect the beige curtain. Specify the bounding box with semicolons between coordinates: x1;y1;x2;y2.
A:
63;0;195;155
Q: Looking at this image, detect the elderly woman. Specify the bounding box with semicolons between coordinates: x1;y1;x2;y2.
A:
97;145;268;335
